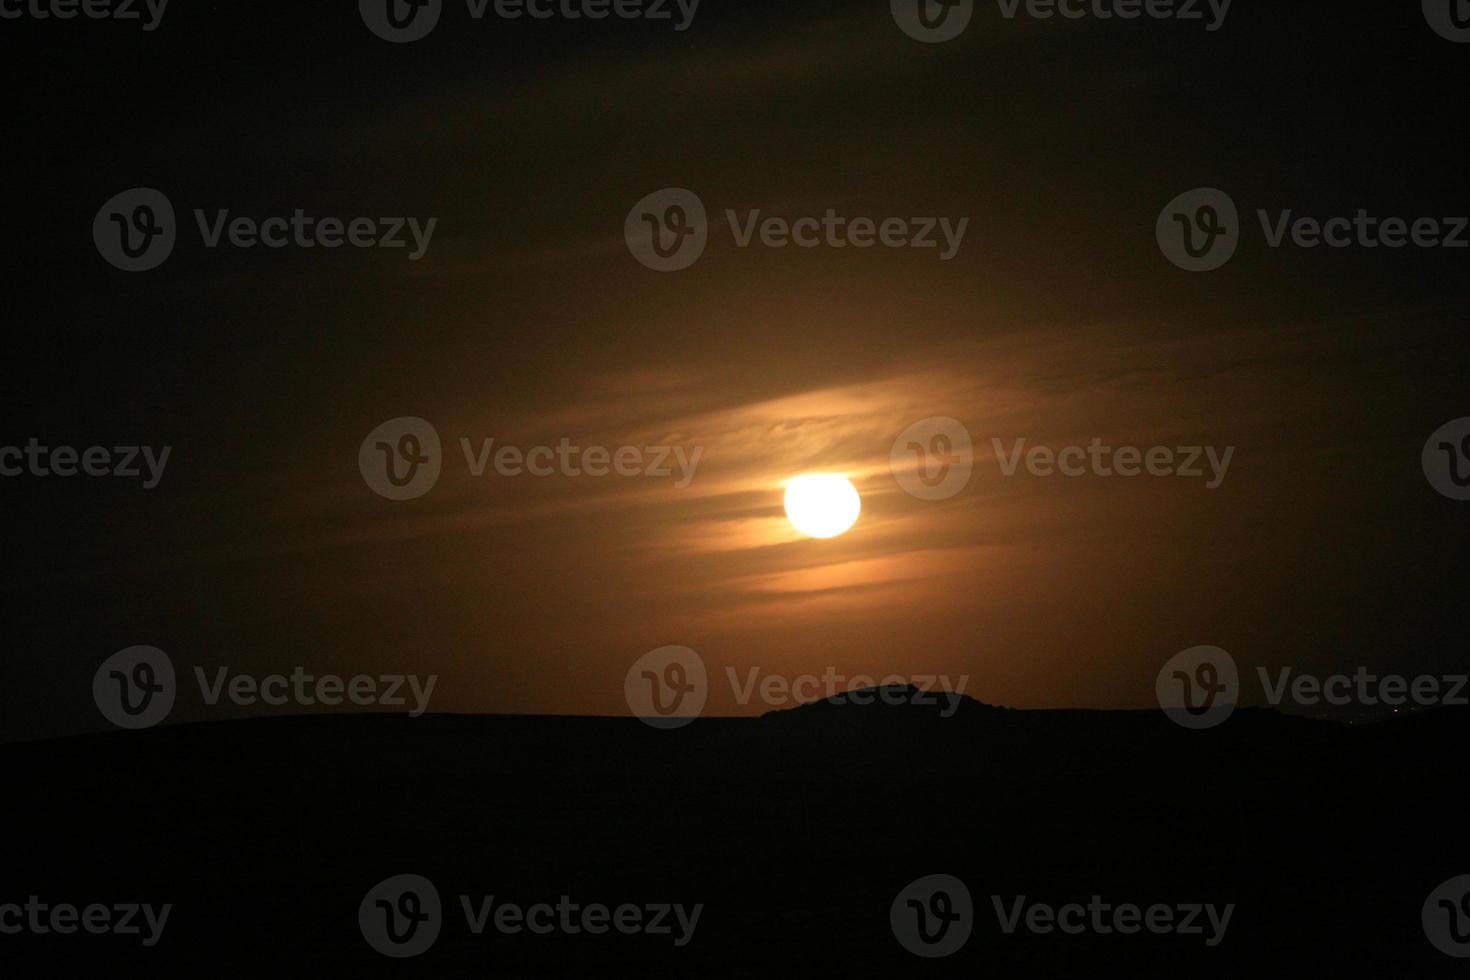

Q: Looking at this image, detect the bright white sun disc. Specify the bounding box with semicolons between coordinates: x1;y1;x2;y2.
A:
784;474;861;539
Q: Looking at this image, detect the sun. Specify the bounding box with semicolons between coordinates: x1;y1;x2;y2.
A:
784;474;861;539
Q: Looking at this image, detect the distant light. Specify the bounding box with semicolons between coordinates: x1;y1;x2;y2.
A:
784;474;861;539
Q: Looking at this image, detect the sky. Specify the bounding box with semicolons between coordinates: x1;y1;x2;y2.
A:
2;0;1468;738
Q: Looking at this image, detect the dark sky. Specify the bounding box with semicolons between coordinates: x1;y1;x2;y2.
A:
3;0;1467;739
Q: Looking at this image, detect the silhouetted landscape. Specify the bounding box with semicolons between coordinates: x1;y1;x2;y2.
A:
6;0;1470;973
8;690;1466;975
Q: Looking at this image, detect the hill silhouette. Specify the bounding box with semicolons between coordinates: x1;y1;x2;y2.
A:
4;700;1467;976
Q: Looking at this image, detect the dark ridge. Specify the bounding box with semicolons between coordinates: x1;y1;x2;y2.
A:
757;683;1004;719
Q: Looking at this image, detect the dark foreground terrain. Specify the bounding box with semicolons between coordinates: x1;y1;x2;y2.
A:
3;693;1467;976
